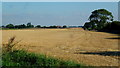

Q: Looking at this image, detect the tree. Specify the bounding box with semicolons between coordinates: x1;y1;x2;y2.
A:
35;25;41;28
42;26;47;28
14;25;19;29
111;21;120;30
14;24;26;29
63;25;67;28
88;9;113;30
6;24;14;29
20;24;26;28
100;21;120;33
27;22;34;28
2;25;5;28
83;22;92;30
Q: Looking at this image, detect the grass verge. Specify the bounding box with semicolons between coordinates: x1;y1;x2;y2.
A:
2;50;91;68
2;37;92;68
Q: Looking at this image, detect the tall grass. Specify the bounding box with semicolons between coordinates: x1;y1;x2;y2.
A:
2;37;91;68
2;36;21;53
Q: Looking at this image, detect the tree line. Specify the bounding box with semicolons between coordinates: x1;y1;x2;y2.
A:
83;9;120;33
2;23;67;29
2;8;120;33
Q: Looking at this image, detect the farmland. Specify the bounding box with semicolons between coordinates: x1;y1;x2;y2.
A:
2;28;119;66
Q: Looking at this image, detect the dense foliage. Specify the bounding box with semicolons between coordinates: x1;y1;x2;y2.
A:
2;50;88;67
5;23;34;29
2;23;67;29
6;24;14;29
83;9;120;33
100;21;120;33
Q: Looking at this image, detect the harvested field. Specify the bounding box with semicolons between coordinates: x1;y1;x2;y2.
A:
2;28;120;66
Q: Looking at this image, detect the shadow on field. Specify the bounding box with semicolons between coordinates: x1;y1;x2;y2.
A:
75;51;120;56
97;30;120;35
105;37;120;39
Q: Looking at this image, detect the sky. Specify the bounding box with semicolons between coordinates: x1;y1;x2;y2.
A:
2;0;120;2
0;2;2;26
2;2;118;26
118;1;120;21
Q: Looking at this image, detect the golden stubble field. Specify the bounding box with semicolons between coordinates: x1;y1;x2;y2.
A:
1;28;119;66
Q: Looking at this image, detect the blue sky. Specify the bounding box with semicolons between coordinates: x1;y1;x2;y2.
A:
2;2;118;26
2;0;120;2
0;2;2;26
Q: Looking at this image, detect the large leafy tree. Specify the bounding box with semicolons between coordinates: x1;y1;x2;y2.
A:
6;24;14;29
86;9;113;30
